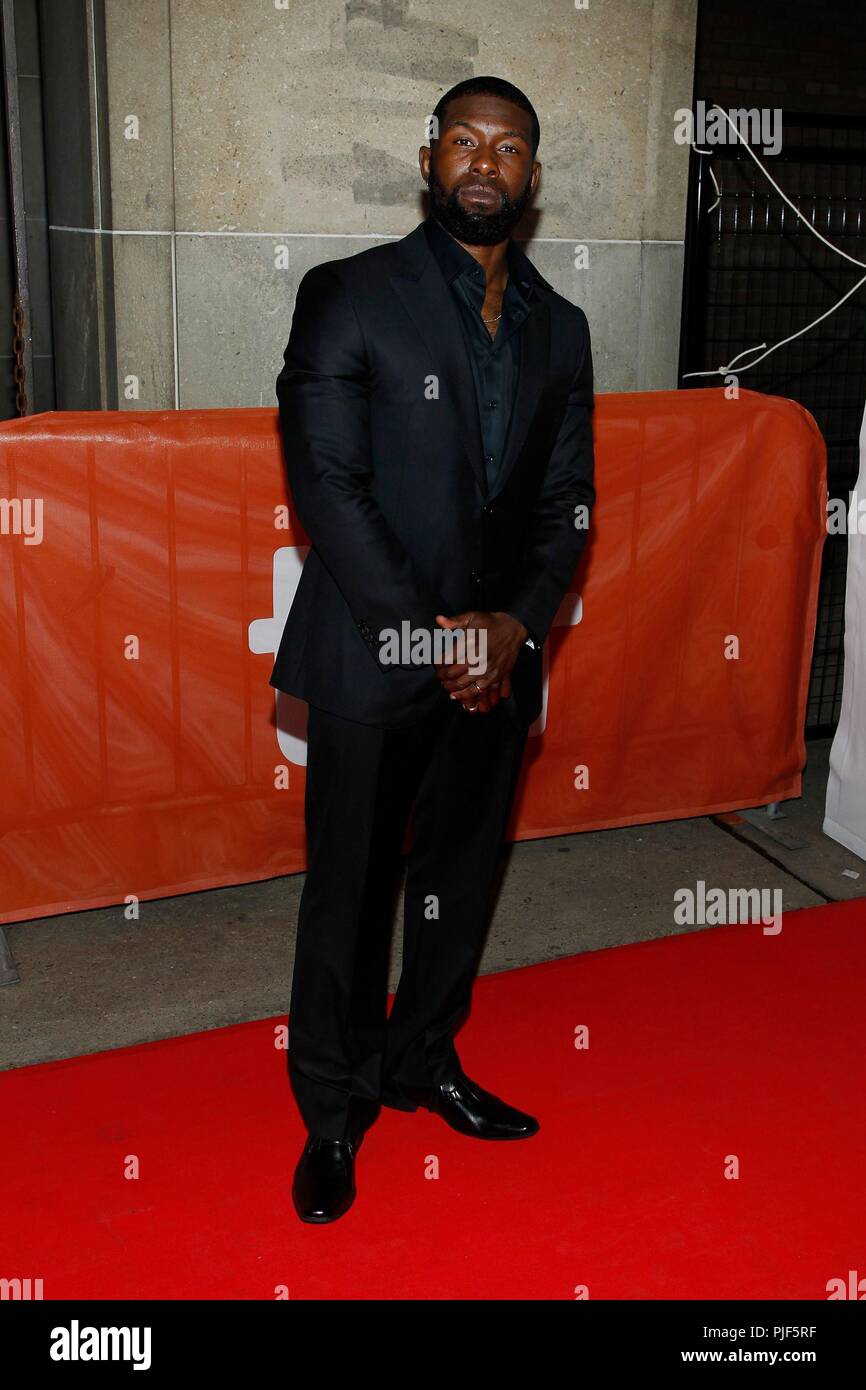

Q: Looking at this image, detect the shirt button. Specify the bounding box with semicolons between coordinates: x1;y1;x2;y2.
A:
487;400;498;409
485;453;494;464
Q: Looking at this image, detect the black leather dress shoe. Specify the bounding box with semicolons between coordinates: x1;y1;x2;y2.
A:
292;1136;358;1223
389;1066;540;1140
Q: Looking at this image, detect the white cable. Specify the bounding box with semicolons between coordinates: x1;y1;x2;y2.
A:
690;147;722;215
684;273;866;377
682;104;866;379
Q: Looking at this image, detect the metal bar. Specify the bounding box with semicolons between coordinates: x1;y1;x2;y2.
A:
678;147;712;386
1;0;34;414
0;925;20;986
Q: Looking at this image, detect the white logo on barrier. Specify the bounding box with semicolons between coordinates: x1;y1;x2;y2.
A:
529;592;583;737
249;547;583;764
248;545;310;767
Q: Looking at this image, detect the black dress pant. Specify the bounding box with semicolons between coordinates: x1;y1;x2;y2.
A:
288;693;529;1141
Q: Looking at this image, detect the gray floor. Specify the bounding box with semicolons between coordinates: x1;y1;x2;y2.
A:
1;738;863;1071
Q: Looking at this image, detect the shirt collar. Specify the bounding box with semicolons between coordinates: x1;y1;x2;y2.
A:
423;213;534;298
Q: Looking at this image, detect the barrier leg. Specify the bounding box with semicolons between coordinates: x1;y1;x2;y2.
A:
0;926;20;986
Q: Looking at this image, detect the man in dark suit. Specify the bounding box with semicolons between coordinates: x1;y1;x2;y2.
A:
271;75;595;1222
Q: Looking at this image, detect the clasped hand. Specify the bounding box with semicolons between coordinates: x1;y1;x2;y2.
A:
433;610;528;714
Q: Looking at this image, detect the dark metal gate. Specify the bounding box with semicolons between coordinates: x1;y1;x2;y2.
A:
678;111;866;737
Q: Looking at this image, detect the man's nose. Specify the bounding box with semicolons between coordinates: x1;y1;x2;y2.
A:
470;147;500;177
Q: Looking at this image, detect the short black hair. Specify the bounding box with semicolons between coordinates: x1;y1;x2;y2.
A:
431;76;540;157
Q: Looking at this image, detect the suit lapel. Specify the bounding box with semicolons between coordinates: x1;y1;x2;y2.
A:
390;235;487;495
489;291;550;500
389;223;551;501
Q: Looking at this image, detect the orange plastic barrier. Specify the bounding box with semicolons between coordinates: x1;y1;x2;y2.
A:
0;389;826;925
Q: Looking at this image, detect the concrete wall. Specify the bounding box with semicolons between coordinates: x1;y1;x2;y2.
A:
50;0;698;408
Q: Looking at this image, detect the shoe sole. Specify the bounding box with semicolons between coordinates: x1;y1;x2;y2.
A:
437;1115;540;1139
295;1206;354;1223
292;1190;356;1223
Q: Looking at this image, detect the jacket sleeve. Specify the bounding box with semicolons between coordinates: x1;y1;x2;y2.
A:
503;310;596;647
276;262;448;671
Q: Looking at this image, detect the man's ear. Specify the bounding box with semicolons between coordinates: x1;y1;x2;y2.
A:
419;146;431;182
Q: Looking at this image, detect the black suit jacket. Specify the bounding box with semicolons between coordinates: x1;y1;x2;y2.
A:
269;219;596;728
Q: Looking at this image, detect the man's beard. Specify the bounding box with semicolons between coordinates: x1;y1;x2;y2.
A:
427;166;533;245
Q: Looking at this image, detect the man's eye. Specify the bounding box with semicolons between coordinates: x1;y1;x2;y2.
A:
500;144;518;154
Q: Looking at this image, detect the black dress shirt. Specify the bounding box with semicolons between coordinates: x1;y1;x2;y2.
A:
422;214;540;650
423;214;533;496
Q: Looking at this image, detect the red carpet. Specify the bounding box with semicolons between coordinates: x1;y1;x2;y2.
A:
3;899;864;1300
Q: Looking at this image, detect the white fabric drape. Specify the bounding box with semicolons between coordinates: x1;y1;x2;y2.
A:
825;398;866;860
